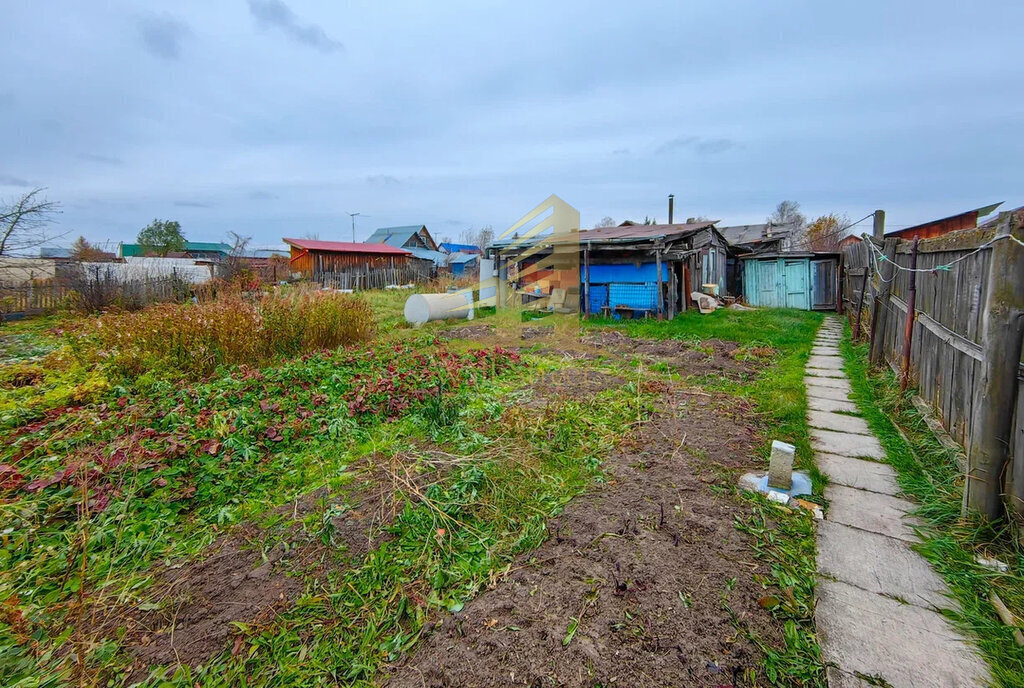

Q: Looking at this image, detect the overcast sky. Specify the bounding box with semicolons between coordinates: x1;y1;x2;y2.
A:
1;0;1021;249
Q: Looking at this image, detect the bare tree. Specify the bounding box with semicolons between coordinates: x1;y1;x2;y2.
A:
458;225;494;251
222;231;253;282
767;200;807;234
594;216;616;228
0;188;63;256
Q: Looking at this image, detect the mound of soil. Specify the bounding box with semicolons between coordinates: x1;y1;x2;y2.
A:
385;389;777;687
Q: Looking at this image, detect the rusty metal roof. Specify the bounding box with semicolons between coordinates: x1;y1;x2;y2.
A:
576;221;717;244
283;238;411;254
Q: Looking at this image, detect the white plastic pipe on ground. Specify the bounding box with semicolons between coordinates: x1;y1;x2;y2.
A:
404;292;475;325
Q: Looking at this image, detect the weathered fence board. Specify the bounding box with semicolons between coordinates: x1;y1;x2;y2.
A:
843;217;1024;525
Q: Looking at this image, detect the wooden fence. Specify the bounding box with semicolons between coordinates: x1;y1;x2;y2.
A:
843;213;1024;526
0;282;71;315
1;275;189;318
317;264;432;291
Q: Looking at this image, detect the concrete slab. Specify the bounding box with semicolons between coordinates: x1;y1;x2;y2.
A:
806;384;853;402
808;396;860;413
811;428;883;459
804;376;851;391
817;452;898;493
824;667;874;688
807;410;871;435
805;367;847;379
807;355;844;370
816;579;989;687
825;484;921;542
817;520;954;610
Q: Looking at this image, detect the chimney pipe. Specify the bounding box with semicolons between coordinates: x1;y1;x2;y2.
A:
668;194;674;224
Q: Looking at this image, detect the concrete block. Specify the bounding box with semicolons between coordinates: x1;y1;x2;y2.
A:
825;484;921;542
807;355;844;370
808;396;859;413
806;384;853;402
767;440;796;490
811;428;883;459
807;411;871;436
816;579;989;687
817;452;899;494
804;367;847;379
817;520;954;610
804;376;851;391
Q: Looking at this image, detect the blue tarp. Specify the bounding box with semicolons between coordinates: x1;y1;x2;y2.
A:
583;262;668;284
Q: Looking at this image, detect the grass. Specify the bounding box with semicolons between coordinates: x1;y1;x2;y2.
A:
840;325;1024;687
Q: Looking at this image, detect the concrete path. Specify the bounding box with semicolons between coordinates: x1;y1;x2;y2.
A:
809;317;990;687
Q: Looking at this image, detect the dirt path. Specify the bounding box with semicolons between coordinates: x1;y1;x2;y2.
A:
385;388;778;687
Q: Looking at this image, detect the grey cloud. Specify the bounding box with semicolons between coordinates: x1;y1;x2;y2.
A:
77;153;124;166
656;136;735;156
0;173;31;187
247;0;342;53
174;200;214;208
138;14;190;60
445;219;463;226
612;148;630;156
249;190;278;200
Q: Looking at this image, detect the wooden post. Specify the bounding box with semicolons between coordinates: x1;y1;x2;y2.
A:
965;213;1024;521
853;268;869;339
899;237;919;392
655;247;663;320
869;237;898;367
668;263;677;319
583;242;591;317
683;263;692;311
873;209;885;240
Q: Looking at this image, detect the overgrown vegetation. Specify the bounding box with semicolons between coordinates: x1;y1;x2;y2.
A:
840;328;1024;687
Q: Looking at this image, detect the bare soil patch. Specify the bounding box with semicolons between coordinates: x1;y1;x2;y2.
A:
385;388;778;687
439;325;496;341
105;453;447;680
581;331;762;379
530;370;625;401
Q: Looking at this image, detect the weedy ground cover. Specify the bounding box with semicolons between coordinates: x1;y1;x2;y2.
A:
3;298;831;687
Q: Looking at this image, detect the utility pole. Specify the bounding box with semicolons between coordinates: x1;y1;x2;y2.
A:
346;211;361;242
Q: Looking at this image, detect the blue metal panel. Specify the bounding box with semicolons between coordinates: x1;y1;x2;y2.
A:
608;283;657;310
586;284;609;313
583;262;668;284
451;262;465;277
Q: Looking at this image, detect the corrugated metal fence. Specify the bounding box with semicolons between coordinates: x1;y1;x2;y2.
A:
843;223;1024;524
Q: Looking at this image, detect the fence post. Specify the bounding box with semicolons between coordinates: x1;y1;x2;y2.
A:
964;212;1024;521
899;237;919;392
869;237;898;367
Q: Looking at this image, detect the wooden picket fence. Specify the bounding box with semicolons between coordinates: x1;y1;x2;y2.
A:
843;213;1023;527
316;265;433;291
0;282;70;315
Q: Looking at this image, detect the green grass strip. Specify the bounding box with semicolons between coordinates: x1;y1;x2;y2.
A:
840;325;1024;687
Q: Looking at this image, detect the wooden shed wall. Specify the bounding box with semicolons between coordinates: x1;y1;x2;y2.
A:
289;247;409;277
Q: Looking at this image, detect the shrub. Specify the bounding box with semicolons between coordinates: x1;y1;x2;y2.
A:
73;289;374;381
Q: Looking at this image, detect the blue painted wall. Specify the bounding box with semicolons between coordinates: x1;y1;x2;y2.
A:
583;262;668;283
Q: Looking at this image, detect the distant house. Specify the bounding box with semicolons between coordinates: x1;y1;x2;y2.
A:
448;252;479;277
282;237;411;279
118;241;233;260
364;225;447;269
885;202;1002;241
438;242;482;256
838;235;862;251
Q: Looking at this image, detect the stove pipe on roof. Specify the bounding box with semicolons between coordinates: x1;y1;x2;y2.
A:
668;194;674;224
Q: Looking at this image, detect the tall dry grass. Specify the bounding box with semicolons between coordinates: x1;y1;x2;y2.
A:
74;288;374;380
